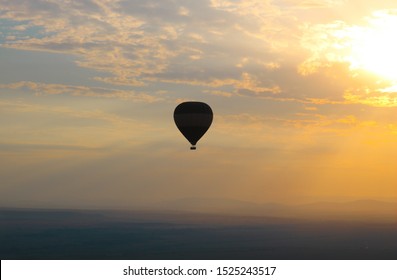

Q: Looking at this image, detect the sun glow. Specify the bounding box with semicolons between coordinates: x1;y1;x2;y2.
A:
301;10;397;106
344;11;397;82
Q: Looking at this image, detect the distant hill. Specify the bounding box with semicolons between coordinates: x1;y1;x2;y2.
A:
152;197;397;222
1;198;396;223
153;197;284;215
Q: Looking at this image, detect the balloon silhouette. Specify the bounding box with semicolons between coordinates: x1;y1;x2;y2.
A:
174;101;213;150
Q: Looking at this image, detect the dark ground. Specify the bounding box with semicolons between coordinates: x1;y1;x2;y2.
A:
1;208;396;260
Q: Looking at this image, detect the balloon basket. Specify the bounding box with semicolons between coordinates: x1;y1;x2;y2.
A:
190;146;196;150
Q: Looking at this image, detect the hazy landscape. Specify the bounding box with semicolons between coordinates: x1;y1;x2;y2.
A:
1;199;396;260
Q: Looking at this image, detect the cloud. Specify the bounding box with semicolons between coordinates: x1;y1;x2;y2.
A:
280;0;347;9
344;87;397;107
0;81;162;102
1;0;169;85
0;0;297;97
205;89;233;97
3;0;394;109
298;9;397;107
0;99;145;127
151;72;282;97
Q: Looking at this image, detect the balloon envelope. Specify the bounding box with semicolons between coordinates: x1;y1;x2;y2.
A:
173;101;213;149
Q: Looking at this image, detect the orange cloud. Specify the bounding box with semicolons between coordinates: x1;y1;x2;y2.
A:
0;81;162;102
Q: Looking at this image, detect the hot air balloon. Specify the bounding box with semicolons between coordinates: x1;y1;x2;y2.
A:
174;101;213;150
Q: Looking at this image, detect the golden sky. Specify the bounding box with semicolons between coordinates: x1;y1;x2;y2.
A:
1;0;397;210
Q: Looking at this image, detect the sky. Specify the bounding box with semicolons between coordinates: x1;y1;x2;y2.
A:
1;0;397;210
